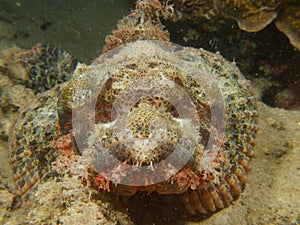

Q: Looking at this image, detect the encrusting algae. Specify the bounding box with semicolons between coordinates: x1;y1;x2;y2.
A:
170;0;300;50
7;0;258;222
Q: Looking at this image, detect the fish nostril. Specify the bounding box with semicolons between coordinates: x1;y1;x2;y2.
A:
174;77;184;88
94;78;118;124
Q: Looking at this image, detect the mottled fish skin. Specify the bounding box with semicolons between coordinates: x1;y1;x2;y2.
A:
8;0;258;220
0;44;78;141
16;44;79;93
9;87;62;197
8;44;78;198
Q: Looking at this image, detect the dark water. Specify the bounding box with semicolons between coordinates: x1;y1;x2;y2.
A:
0;0;132;62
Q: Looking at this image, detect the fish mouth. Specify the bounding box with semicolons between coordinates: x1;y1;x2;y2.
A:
106;138;181;166
90;137;196;187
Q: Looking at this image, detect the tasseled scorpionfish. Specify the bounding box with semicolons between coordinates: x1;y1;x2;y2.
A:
9;0;257;221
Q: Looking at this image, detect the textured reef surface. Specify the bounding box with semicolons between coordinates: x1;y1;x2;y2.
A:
171;0;300;50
